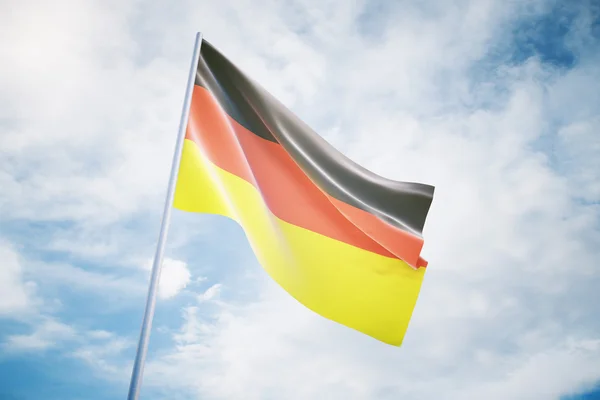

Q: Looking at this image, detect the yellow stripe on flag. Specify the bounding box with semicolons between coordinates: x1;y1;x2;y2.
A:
174;139;426;345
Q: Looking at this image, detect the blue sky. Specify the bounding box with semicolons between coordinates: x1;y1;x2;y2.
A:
0;0;599;399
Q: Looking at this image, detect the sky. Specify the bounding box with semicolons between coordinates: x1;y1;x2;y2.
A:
0;0;599;399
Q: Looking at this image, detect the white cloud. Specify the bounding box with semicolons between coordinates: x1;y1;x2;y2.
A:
71;335;134;377
4;315;133;377
88;330;115;340
4;317;76;351
0;241;36;316
143;258;192;299
0;0;181;225
458;340;600;399
197;283;222;303
557;117;600;202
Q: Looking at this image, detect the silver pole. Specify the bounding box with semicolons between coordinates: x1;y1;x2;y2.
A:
127;32;203;400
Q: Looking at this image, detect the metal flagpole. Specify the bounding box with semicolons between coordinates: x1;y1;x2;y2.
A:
127;31;203;400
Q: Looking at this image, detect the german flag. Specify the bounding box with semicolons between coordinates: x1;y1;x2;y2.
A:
173;39;435;346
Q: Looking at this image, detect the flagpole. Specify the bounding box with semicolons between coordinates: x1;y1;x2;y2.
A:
126;31;203;400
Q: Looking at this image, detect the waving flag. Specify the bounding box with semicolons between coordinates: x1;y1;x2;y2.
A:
173;39;435;346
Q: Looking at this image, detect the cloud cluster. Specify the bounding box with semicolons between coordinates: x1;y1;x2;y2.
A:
1;0;599;399
143;257;192;300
